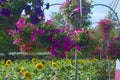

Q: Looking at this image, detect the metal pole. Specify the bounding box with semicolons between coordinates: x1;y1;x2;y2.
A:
108;60;111;80
75;0;82;80
75;49;78;80
80;0;83;28
80;0;82;18
91;4;120;28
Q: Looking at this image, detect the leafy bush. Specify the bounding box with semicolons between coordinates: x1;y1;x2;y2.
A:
0;30;19;54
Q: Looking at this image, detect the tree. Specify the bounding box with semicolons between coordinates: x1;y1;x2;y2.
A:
50;11;66;27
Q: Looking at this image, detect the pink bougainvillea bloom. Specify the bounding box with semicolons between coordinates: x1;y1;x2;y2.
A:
63;43;71;52
46;19;52;25
74;29;83;35
52;50;58;57
63;36;70;42
34;27;39;32
63;26;69;31
47;36;53;41
60;2;67;9
16;18;25;30
76;46;81;51
86;31;89;34
51;29;59;35
13;38;22;44
54;39;61;45
7;29;14;37
59;28;64;33
61;53;66;58
31;32;35;42
38;29;44;35
74;5;80;12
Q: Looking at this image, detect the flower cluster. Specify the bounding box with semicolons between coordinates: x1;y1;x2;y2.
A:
108;37;120;59
97;18;115;41
60;0;92;27
8;17;78;58
69;28;90;47
0;0;49;25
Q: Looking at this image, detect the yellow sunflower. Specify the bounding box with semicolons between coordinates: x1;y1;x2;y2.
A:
52;62;57;69
25;78;31;80
5;60;12;66
66;59;71;63
24;71;32;79
20;66;26;75
5;64;9;67
36;62;44;70
31;58;36;64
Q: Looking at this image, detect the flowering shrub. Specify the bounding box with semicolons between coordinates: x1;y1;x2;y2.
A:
108;37;120;59
60;0;92;27
0;0;50;26
97;18;115;41
69;28;90;47
8;17;77;58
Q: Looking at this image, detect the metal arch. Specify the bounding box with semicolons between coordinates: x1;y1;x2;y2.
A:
91;4;120;28
48;3;120;29
49;3;61;7
89;22;99;29
109;0;119;19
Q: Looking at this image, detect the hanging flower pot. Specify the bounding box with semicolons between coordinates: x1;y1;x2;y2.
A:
97;18;115;41
60;0;92;27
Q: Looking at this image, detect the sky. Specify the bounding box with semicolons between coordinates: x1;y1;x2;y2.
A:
44;0;120;27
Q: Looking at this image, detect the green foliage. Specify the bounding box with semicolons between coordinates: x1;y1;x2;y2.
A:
0;58;115;79
0;30;19;53
0;0;35;28
77;31;89;42
50;11;66;27
89;28;118;40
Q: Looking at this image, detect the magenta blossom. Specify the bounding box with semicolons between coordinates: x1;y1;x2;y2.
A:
52;50;58;57
61;53;66;58
54;39;61;45
73;5;80;12
13;38;22;44
31;32;35;42
46;19;52;25
63;43;71;52
60;2;67;9
76;46;81;51
51;29;59;35
7;29;14;37
38;29;44;35
16;18;25;30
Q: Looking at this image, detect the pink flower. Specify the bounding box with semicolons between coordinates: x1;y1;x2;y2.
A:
52;50;58;57
60;2;68;9
61;53;66;58
46;19;52;25
16;18;25;30
13;38;22;44
54;39;61;45
76;46;81;51
31;32;35;42
7;29;14;37
38;29;44;35
73;5;80;12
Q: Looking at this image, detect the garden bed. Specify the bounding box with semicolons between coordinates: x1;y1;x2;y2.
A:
0;58;115;80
